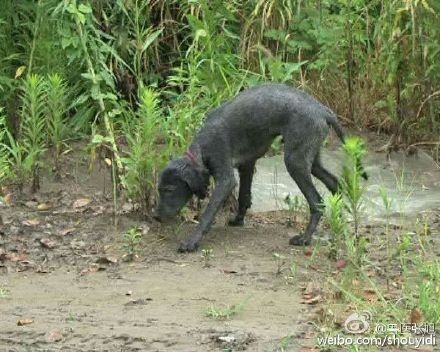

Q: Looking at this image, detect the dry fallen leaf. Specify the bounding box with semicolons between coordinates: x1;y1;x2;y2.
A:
6;253;27;262
22;218;40;226
24;200;38;208
124;298;153;306
352;279;361;287
363;289;378;302
302;282;323;304
36;266;50;274
60;228;75;236
46;330;63;342
303;248;314;257
336;259;347;270
40;238;57;249
302;294;322;305
303;282;321;296
73;198;91;208
410;308;423;324
37;203;52;211
4;193;13;205
223;269;238;274
17;319;33;326
80;264;101;275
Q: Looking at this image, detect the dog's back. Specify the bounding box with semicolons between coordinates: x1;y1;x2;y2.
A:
195;84;337;166
205;84;333;131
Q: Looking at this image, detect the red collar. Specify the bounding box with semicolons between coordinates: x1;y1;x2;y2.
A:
185;150;199;166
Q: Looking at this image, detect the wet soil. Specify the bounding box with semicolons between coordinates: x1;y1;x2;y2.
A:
0;143;438;352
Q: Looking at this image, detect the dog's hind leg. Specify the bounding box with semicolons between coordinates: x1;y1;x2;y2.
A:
284;142;323;246
311;152;339;194
229;161;255;226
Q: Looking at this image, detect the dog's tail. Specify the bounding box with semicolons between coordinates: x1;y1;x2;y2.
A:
325;111;345;144
325;111;368;180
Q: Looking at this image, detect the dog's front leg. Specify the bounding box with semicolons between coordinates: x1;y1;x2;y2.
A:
179;174;236;252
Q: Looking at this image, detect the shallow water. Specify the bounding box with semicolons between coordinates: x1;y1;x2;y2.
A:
252;149;440;222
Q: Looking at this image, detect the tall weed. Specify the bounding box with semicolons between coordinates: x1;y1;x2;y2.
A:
121;88;168;213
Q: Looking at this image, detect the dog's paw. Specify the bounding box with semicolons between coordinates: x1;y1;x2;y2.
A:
178;241;199;252
178;234;201;252
228;216;244;227
289;234;311;246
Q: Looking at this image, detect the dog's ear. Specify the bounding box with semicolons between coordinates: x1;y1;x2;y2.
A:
180;162;210;199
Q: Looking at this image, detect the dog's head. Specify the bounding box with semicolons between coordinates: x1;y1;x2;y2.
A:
155;157;209;221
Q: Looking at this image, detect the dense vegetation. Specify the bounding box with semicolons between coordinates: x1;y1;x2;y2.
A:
0;0;439;207
1;2;439;346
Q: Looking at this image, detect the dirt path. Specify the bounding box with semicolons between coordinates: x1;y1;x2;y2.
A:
1;217;316;351
0;150;315;351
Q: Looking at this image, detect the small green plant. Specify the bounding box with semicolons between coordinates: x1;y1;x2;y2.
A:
324;189;367;268
121;87;168;213
0;77;48;192
66;311;78;322
305;240;323;269
270;135;284;155
0;109;13;185
272;252;287;275
205;298;248;320
20;73;47;192
283;194;304;227
285;262;297;284
0;287;9;299
393;232;412;269
419;261;440;281
418;281;440;324
346;234;368;267
0;128;28;190
277;335;293;352
201;248;214;267
45;73;68;174
323;193;347;260
122;227;142;260
340;136;367;237
379;186;393;233
417;260;440;323
415;215;431;237
379;186;393;290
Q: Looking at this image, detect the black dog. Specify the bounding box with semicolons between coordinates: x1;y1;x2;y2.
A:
156;83;365;252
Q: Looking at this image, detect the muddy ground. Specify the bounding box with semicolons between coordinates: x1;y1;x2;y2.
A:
0;143;439;352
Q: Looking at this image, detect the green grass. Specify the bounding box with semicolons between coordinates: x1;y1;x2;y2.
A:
0;287;10;299
317;139;439;350
201;248;214;268
205;298;249;320
122;227;142;260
